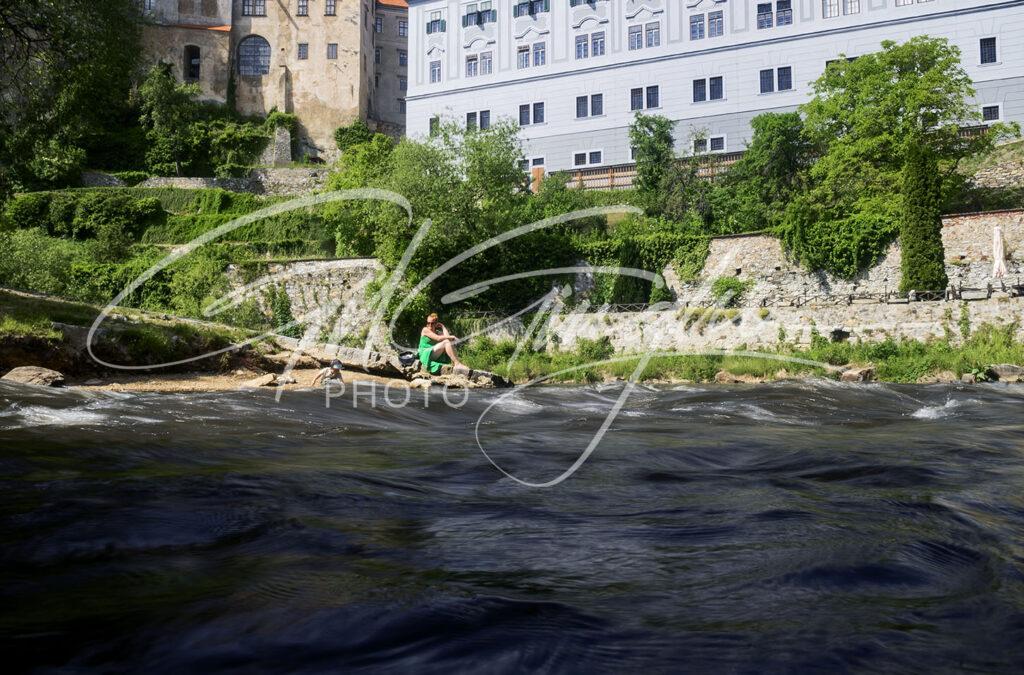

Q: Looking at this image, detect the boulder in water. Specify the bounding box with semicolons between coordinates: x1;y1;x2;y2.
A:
987;364;1024;383
2;366;65;387
840;366;875;383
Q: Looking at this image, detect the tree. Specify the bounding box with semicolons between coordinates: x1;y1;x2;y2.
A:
138;64;202;176
334;120;375;153
780;36;1019;278
900;139;948;293
0;1;141;197
628;113;676;208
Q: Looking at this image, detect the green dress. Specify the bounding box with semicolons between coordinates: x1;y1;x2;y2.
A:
418;334;450;374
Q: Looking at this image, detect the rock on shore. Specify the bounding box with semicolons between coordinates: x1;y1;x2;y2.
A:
2;366;65;387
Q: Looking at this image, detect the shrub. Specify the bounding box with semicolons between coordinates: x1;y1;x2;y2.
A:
711;276;754;307
900;141;948;293
575;336;615;363
335;120;374;153
112;171;150;187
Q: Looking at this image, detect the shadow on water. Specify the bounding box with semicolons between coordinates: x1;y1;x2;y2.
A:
2;380;1024;672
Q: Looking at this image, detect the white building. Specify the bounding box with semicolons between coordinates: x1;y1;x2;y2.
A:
405;0;1024;173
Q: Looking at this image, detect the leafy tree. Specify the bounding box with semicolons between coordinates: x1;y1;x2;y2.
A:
661;129;716;230
138;64;202;176
334;120;375;153
0;0;141;198
715;112;813;232
900;139;948;292
628;113;676;207
780;36;1019;277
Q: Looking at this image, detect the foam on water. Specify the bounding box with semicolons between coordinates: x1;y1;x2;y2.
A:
910;398;981;420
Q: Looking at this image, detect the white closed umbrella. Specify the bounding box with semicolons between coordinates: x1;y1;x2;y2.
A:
993;225;1008;279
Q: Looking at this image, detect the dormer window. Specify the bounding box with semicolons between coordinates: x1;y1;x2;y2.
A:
462;2;496;27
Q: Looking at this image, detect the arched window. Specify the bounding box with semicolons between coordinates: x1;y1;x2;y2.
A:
237;35;271;76
184;45;201;82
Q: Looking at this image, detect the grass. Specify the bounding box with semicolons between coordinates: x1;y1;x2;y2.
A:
457;324;1024;384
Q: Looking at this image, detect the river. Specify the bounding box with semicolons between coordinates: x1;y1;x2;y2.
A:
2;379;1024;672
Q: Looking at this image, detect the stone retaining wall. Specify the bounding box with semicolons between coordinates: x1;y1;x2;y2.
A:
137;167;328;196
667;209;1024;305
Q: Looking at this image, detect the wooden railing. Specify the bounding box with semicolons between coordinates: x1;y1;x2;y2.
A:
562;124;990;191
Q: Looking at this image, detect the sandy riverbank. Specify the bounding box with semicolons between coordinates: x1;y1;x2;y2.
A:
68;368;410;393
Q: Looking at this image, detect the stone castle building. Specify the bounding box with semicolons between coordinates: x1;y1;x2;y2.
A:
139;0;408;161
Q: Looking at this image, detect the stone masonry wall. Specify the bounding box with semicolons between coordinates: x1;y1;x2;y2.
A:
666;209;1024;305
138;168;327;196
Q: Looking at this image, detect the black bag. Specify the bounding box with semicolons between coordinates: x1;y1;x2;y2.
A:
398;352;418;367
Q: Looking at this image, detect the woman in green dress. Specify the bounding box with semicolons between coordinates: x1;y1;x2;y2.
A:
418;313;465;374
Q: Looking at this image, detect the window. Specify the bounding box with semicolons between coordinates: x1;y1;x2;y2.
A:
298;43;309;61
589;151;602;165
777;0;792;25
690;15;705;40
184;45;201;82
518;46;530;69
693;138;708;154
575;35;589;59
374;73;379;87
693;77;723;101
843;0;860;14
631;86;658;110
576;94;603;118
142;0;154;12
242;0;266;16
398;19;408;36
327;43;338;59
429;116;440;136
399;77;407;91
375;16;382;32
710;136;725;152
777;66;792;90
519;102;544;125
297;0;308;16
574;152;587;167
760;68;774;94
462;2;495;27
398;99;406;114
572;151;602;167
326;0;337;15
645;22;660;48
980;37;997;64
576;95;588;118
710;76;723;100
238;35;271;75
708;11;723;37
896;0;912;4
646;85;659;109
426;12;446;33
481;51;492;74
480;110;491;130
822;0;839;18
757;3;773;29
631;88;643;111
374;47;381;64
466;55;478;77
629;25;642;50
591;94;603;116
533;42;545;66
592;32;605;57
513;0;549;17
429;60;441;83
982;105;1000;122
399;50;407;66
466;112;477;130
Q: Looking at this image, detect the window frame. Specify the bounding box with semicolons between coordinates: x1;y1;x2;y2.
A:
628;25;643;51
822;0;839;19
326;43;338;60
242;0;267;17
297;0;309;16
298;42;309;61
429;60;442;83
533;41;546;66
645;22;660;48
325;0;337;15
690;14;705;40
708;11;724;38
981;104;1001;122
237;35;271;76
980;37;998;65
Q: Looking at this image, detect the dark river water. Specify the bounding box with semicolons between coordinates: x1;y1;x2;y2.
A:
2;379;1024;673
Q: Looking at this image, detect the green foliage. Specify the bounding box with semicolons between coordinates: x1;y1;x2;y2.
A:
777;36;1020;277
112;171;151;187
266;284;301;338
900;141;948;292
575;336;614;363
710;276;754;307
138;64;202;177
628;113;676;206
335;120;375;153
0;1;141;197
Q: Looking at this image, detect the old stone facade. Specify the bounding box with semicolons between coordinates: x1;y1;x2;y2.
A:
372;0;409;135
139;0;408;161
138;167;329;195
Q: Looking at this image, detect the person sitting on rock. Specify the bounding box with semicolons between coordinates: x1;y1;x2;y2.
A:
418;313;466;374
312;360;344;386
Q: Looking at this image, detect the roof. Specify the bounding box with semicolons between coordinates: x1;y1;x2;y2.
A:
377;0;408;8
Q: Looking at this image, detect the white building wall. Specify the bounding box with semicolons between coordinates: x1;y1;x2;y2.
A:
407;0;1024;171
